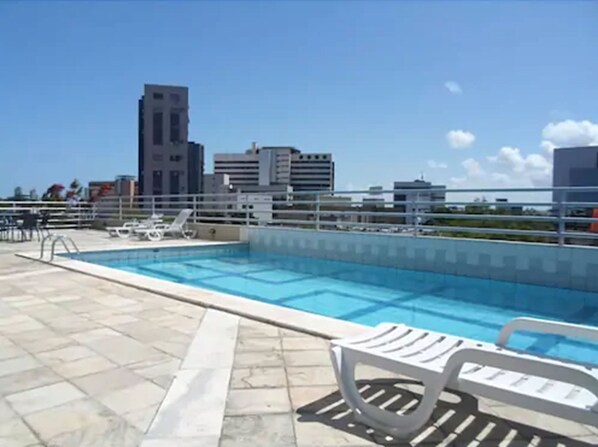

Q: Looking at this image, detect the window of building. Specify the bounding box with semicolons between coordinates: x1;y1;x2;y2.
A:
170;93;180;103
169;155;183;162
315;155;319;160
152;154;163;162
169;170;180;194
152;170;163;195
170;112;180;143
153;112;163;145
153;93;164;100
307;155;311;160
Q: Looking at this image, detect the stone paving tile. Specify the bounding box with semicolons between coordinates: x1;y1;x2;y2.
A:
45;415;142;447
6;381;85;416
150;335;193;359
220;414;296;447
0;418;40;447
98;381;166;415
86;335;165;366
37;345;97;366
230;367;288;389
287;366;337;386
0;344;28;361
237;336;282;352
283;349;333;367
489;405;595;439
289;386;339;410
24;398;113;441
234;350;285;368
73;368;146;396
70;327;122;344
238;319;281;338
282;336;329;351
0;366;63;396
225;388;291;416
0;355;41;378
0;399;17;422
122;403;160;432
50;355;117;380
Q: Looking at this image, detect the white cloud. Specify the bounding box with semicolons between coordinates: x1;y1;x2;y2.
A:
449;176;467;185
446;130;476;149
491;172;512;185
427;160;448;169
462;158;484;177
542;120;598;148
486;146;551;186
444;81;462;95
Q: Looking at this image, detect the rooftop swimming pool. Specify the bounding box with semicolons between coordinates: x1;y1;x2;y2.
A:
74;244;598;364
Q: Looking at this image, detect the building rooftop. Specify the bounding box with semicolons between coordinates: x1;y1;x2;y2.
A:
0;231;595;446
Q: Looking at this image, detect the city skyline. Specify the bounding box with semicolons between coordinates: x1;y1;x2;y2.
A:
1;2;598;196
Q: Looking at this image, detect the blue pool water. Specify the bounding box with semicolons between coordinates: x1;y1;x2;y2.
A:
80;244;598;364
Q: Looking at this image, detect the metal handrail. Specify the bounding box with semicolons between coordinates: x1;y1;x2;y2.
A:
40;234;80;261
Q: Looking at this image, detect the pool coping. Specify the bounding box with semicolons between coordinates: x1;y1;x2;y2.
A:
16;245;367;340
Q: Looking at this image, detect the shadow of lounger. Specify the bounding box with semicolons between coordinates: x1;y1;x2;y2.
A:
296;379;596;446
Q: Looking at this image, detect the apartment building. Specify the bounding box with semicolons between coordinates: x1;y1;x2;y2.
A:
138;84;204;197
213;143;334;192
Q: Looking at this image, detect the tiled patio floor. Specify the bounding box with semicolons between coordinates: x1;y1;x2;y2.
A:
0;231;597;446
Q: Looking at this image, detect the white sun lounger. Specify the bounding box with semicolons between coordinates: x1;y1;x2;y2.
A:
134;209;194;241
330;317;598;437
106;214;163;239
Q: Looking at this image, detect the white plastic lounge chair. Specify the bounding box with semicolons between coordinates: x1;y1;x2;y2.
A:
330;317;598;438
106;214;163;239
134;209;194;241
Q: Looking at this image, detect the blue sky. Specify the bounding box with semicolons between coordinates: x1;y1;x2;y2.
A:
1;1;597;197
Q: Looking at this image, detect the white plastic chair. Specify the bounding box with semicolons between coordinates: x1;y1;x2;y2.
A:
106;214;163;239
134;209;194;241
330;317;598;437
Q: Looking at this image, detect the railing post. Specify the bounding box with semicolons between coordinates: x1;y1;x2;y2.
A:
193;195;198;224
315;192;321;231
245;194;250;227
557;190;565;246
118;197;123;221
151;196;156;216
412;193;419;237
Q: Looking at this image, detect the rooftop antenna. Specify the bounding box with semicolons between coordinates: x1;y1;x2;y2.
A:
420;171;425;181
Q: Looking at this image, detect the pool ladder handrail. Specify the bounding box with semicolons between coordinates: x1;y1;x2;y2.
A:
40;234;80;261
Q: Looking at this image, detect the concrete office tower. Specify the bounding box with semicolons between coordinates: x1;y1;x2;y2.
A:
138;84;204;197
213;142;334;192
393;180;446;224
553;146;598;202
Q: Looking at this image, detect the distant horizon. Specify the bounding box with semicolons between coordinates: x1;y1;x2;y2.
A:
1;2;597;197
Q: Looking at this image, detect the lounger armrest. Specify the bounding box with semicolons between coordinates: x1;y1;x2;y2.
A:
122;222;138;228
497;317;598;347
445;347;598;398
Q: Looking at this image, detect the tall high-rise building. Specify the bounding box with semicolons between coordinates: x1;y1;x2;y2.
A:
213;143;334;192
138;84;204;197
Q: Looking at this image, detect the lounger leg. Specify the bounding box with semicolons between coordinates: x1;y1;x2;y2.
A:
330;347;442;438
115;228;131;239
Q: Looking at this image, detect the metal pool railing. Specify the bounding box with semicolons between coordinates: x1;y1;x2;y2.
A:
5;187;598;246
0;201;94;229
88;186;598;247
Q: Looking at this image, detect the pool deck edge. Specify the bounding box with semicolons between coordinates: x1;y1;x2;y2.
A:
16;249;367;341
